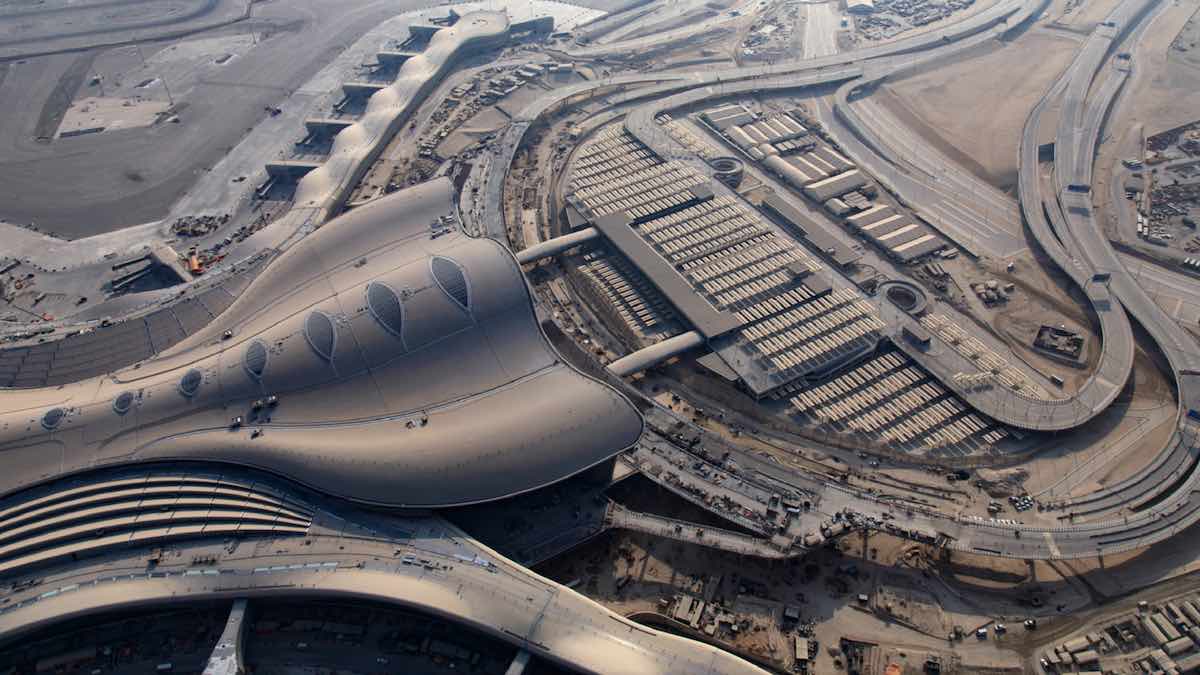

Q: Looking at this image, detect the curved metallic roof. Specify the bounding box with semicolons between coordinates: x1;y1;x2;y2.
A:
0;178;642;508
0;470;312;577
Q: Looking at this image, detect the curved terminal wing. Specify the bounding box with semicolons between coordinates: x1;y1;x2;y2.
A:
0;179;642;508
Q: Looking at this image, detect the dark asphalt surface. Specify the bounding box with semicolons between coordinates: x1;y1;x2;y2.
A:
0;0;425;237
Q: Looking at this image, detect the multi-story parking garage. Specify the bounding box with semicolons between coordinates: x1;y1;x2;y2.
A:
4;0;1200;671
564;126;886;398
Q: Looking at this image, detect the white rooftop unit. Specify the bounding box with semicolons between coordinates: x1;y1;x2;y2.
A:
803;169;868;202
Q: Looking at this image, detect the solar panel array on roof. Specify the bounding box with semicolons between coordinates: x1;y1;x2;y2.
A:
431;256;470;311
567;125;708;223
724;288;886;395
304;311;337;362
593;213;742;339
569;126;885;396
366;282;405;339
575;244;680;343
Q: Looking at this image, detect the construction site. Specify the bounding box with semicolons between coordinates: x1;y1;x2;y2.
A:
3;0;1200;674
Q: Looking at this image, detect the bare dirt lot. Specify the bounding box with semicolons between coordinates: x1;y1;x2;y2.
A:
1107;0;1200;144
881;27;1080;193
1171;4;1200;69
539;529;1024;673
1020;339;1176;501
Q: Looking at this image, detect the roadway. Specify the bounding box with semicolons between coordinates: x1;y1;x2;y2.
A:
821;0;1200;548
606;502;798;559
0;485;769;675
1121;255;1200;326
525;0;1200;559
611;0;1127;434
826;0;1200;552
6;7;1200;665
1031;0;1200;522
477;0;1037;242
799;0;1170;507
4;1;1163;665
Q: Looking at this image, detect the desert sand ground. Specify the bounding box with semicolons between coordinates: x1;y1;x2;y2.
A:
539;527;1025;673
885;0;1200;195
880;26;1079;193
1093;1;1200;234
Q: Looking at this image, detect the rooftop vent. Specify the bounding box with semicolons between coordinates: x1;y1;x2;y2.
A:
304;311;337;361
367;281;405;338
431;256;470;311
179;369;203;398
112;391;134;415
41;408;64;431
244;340;268;380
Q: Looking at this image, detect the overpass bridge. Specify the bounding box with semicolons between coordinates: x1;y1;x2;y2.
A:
525;0;1200;560
605;503;801;559
0;481;769;675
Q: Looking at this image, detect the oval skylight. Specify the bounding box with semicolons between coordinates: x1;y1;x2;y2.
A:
304;311;337;361
243;340;268;380
431;256;470;311
367;282;405;338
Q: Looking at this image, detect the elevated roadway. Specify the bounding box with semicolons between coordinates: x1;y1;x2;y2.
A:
821;0;1200;553
15;1;1195;664
0;482;768;675
477;0;1036;242
1035;0;1200;519
809;0;1139;432
790;0;1200;550
531;0;1200;559
606;503;799;559
614;0;1116;433
2;5;1195;647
